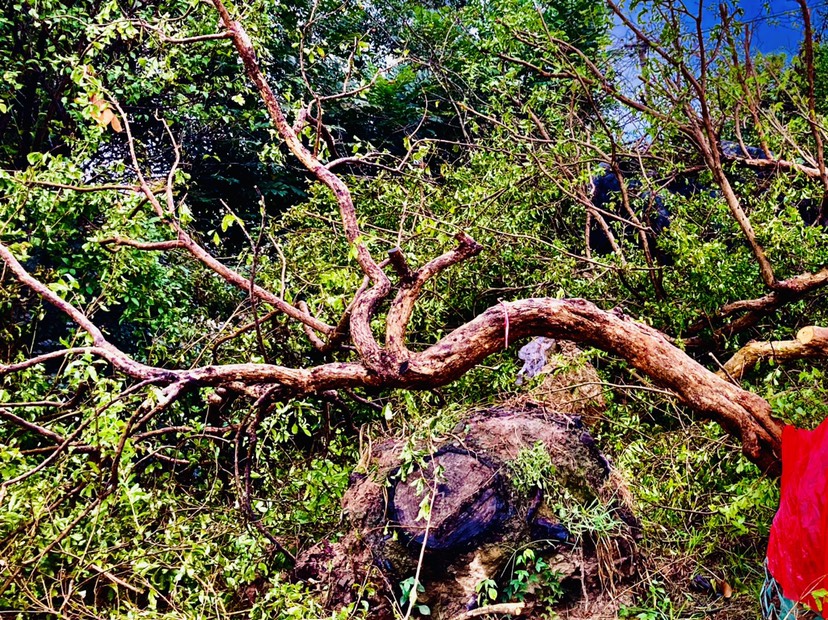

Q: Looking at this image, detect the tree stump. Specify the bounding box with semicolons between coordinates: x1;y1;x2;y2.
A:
294;406;640;619
391;448;508;551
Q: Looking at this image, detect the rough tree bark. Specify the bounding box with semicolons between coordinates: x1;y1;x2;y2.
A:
0;233;786;473
719;326;828;380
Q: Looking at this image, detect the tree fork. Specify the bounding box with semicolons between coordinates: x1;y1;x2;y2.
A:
208;2;784;472
0;240;786;472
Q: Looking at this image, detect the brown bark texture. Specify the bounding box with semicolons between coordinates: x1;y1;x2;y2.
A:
0;224;786;472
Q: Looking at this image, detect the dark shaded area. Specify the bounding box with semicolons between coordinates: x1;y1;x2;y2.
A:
719;140;768;161
588;167;671;256
391;447;508;550
588;140;826;258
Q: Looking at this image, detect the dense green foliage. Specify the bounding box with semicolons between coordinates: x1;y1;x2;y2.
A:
1;0;828;618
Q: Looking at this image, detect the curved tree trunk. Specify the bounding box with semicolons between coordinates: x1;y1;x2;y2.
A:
393;298;784;474
0;233;787;474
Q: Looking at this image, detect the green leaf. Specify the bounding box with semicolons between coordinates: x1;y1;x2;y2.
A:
220;213;239;232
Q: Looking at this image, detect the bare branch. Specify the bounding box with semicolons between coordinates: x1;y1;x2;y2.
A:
0;413;99;489
0;409;96;454
134;19;233;44
132;424;237;441
537;7;780;289
450;602;526;620
794;0;828;197
211;309;282;355
105;97;334;337
720;326;828;380
211;0;393;368
0;240;372;394
686;268;828;346
495;51;572;79
21;180;143;193
0;347;110;376
0;241;172;381
387;247;415;284
297;300;328;351
99;236;185;251
385;232;483;355
735;156;822;179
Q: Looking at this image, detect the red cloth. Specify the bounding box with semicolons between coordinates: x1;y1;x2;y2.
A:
767;419;828;616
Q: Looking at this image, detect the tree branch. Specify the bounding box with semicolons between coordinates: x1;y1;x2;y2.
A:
1;234;787;471
99;235;185;251
685;268;828;347
390;298;782;473
385;232;483;355
107;99;334;338
211;0;390;368
719;326;828;380
0;408;97;454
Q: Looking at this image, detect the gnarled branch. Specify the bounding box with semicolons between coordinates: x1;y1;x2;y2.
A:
1;230;785;471
385;232;483;356
211;0;391;366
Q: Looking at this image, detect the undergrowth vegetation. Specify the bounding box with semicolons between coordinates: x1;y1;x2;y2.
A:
2;0;828;617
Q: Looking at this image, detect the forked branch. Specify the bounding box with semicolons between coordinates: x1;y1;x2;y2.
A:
385;233;484;355
0;234;785;473
211;0;390;365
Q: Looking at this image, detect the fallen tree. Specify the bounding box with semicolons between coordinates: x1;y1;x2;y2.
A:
1;0;828;615
1;0;811;478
